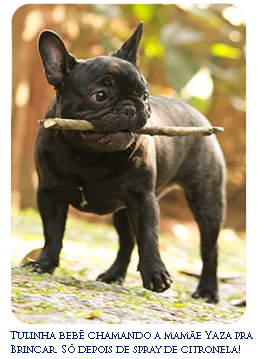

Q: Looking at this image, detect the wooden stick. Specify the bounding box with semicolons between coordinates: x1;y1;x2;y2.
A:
38;118;224;137
38;118;95;131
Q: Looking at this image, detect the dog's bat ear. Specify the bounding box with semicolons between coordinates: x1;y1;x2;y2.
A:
38;30;77;88
112;22;143;65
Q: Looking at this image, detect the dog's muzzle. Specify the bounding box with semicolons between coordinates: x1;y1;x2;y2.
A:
122;104;137;121
79;130;135;152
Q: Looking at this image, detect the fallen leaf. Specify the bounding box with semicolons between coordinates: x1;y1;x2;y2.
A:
82;310;102;319
21;248;42;264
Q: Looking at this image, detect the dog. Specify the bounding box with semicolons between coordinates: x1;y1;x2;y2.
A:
26;23;226;303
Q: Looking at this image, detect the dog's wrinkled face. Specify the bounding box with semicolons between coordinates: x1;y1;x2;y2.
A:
39;23;151;152
56;56;150;152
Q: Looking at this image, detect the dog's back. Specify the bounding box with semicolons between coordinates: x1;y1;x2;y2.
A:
148;96;225;197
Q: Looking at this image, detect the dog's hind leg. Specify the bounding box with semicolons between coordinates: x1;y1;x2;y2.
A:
97;208;135;284
183;166;226;303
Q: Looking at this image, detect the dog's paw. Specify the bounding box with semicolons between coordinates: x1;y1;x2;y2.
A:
140;264;173;293
192;288;219;304
22;260;56;274
97;271;125;285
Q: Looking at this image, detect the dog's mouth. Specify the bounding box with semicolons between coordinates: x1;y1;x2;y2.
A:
78;130;135;152
79;130;133;140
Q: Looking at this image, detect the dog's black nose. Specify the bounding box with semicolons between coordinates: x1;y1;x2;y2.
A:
123;105;136;120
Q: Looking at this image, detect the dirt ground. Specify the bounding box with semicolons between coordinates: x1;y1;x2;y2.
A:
11;209;246;324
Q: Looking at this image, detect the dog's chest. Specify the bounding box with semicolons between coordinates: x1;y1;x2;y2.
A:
67;183;125;214
53;151;130;215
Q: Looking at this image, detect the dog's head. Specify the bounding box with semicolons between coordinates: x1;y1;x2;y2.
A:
38;23;151;152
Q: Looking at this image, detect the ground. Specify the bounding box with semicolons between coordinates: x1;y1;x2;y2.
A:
11;209;245;324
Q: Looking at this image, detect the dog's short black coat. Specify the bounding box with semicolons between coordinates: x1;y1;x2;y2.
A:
26;23;226;303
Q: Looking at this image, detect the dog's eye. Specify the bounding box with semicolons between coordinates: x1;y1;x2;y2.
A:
91;91;108;102
142;92;149;103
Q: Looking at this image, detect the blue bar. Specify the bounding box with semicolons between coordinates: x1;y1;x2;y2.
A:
10;330;253;353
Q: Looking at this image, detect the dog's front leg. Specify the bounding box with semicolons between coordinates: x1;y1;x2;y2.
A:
126;192;173;292
23;187;68;274
97;208;135;284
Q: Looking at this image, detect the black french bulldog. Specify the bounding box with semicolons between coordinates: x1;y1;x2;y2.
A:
27;23;226;303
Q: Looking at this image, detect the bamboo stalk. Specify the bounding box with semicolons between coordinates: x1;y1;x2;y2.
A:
38;118;224;137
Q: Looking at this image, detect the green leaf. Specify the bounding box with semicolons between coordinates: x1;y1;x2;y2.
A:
210;43;241;59
132;4;155;22
144;36;164;58
164;51;199;93
188;96;212;114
